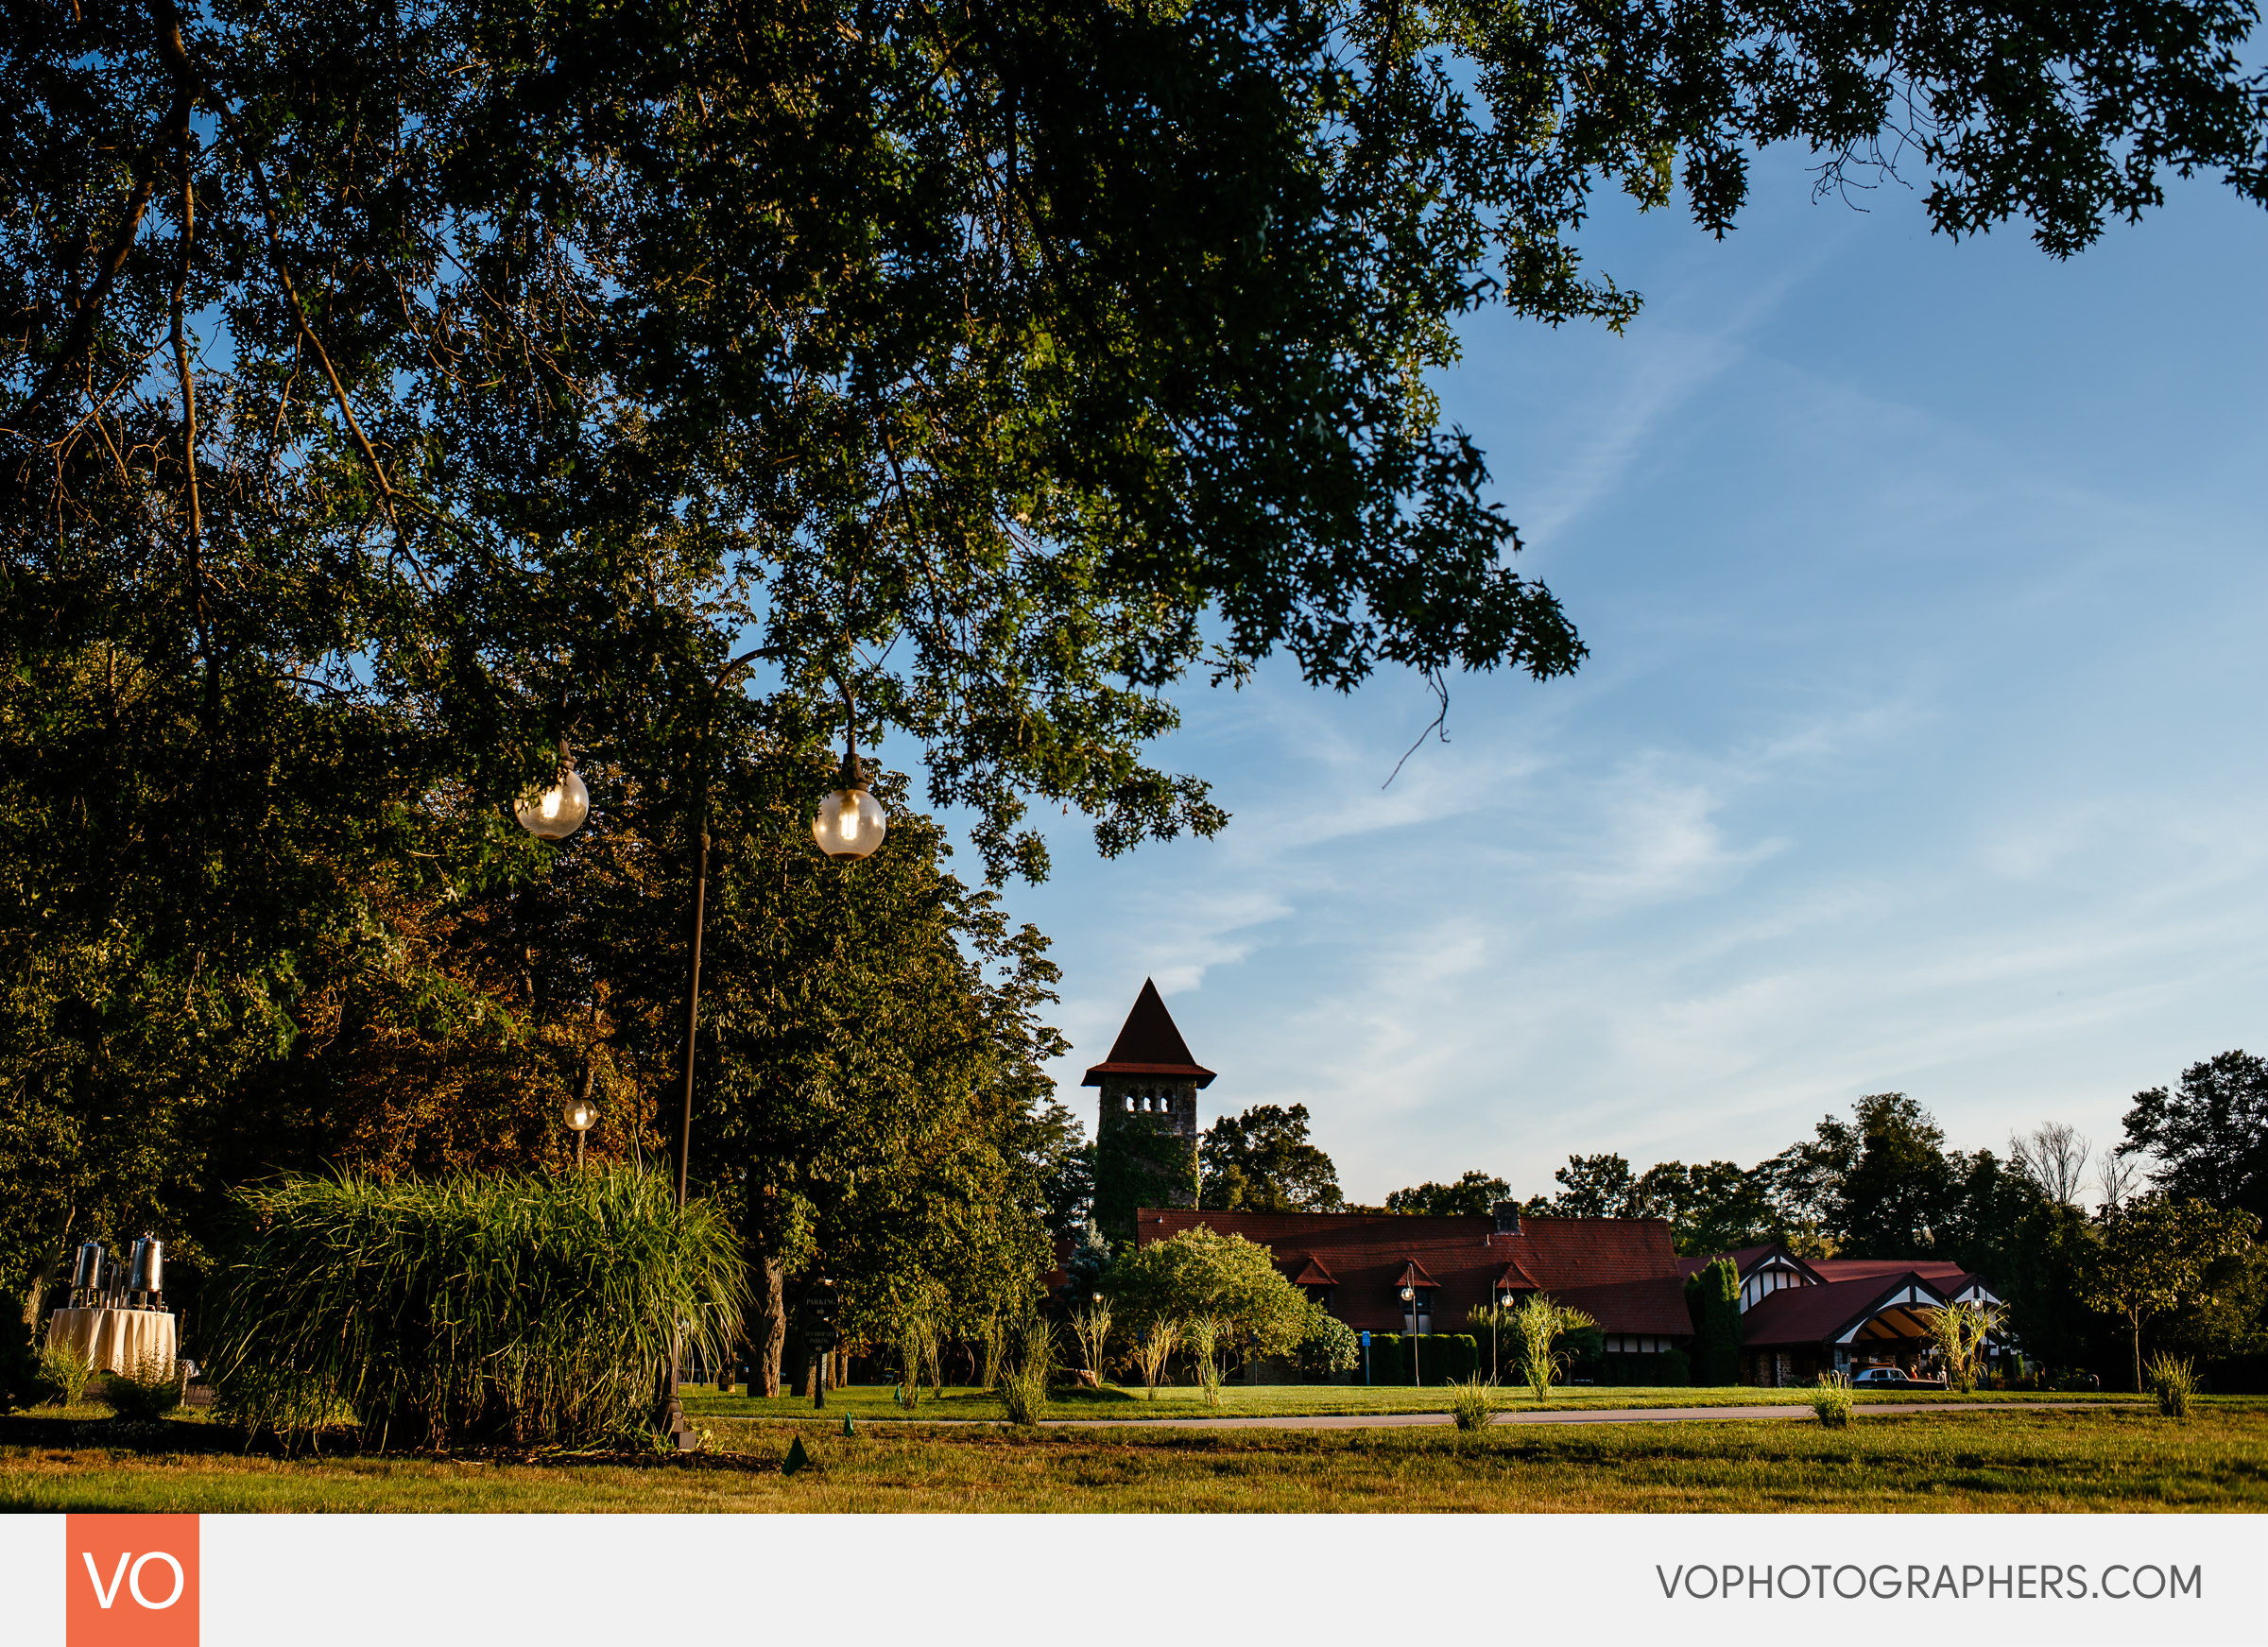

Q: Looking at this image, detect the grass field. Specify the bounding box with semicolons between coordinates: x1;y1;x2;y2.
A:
681;1381;2143;1425
5;1398;2261;1514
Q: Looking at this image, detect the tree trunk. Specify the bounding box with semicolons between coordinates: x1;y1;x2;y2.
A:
742;1236;787;1399
2132;1320;2143;1395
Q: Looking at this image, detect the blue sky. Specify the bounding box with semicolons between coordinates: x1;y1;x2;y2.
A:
994;154;2268;1206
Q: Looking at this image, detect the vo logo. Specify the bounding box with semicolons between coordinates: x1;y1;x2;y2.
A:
66;1515;198;1646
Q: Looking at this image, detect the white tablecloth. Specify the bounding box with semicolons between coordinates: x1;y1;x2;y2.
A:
45;1307;179;1377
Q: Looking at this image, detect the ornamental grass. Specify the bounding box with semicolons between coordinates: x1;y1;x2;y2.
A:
204;1169;746;1451
2146;1352;2197;1420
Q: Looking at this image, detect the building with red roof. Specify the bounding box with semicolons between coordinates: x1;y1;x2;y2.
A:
1135;1203;1693;1359
1681;1244;2006;1385
1089;980;2002;1385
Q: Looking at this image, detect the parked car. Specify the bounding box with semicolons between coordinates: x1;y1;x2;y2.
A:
1851;1366;1943;1388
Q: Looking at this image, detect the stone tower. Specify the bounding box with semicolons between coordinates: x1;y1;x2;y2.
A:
1084;978;1214;1233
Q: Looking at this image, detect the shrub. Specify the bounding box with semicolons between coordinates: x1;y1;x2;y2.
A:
1368;1332;1402;1382
205;1168;746;1450
1295;1312;1359;1381
4;1324;63;1413
1449;1375;1497;1432
1000;1320;1054;1426
100;1352;185;1422
1106;1227;1312;1358
2145;1352;2197;1420
1684;1259;1740;1384
1811;1371;1854;1430
1657;1346;1692;1386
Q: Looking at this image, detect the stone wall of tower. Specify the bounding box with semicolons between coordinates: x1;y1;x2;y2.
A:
1097;1076;1199;1143
1092;1076;1199;1230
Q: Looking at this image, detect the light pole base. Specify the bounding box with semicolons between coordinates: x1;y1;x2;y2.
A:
657;1397;698;1451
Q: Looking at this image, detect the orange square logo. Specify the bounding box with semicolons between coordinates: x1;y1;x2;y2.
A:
66;1514;198;1647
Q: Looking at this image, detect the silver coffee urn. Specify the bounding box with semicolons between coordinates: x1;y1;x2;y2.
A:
71;1241;104;1310
128;1236;165;1310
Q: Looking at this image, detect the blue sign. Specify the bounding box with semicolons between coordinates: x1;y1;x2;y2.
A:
1358;1331;1369;1346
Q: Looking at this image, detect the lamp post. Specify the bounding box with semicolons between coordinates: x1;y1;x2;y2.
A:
1492;1288;1516;1382
563;1095;598;1169
1400;1286;1419;1387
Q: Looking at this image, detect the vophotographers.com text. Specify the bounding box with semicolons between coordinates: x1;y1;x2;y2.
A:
1657;1563;2201;1602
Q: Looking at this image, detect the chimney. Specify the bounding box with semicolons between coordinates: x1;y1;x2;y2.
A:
1492;1201;1521;1236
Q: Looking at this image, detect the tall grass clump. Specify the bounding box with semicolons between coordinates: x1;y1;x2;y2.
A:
205;1169;746;1450
891;1310;939;1409
1811;1371;1854;1430
1185;1315;1225;1409
39;1343;94;1408
2145;1352;2197;1420
1000;1319;1055;1426
1130;1320;1178;1399
1449;1375;1497;1432
1070;1300;1113;1384
1511;1295;1595;1406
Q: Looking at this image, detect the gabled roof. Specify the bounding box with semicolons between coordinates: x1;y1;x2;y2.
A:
1738;1271;1955;1348
1081;978;1217;1088
1291;1256;1338;1287
1495;1259;1541;1292
1393;1260;1444;1291
1675;1244;1823;1285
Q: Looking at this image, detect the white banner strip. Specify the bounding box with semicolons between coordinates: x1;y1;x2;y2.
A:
6;1512;2262;1645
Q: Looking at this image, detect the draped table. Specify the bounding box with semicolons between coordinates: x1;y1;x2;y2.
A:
44;1307;179;1376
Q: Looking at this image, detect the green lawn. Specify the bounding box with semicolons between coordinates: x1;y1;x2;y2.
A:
6;1399;2262;1514
681;1381;2145;1425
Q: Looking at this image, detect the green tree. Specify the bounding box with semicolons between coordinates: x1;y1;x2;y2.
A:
10;0;2268;1360
2119;1051;2268;1224
1200;1104;1345;1213
1683;1257;1743;1385
1651;1161;1782;1255
1831;1094;1959;1254
1105;1225;1315;1359
1550;1154;1641;1219
2077;1195;2261;1393
1383;1170;1508;1215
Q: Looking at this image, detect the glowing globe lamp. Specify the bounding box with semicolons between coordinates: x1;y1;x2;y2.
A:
515;763;590;840
813;783;886;858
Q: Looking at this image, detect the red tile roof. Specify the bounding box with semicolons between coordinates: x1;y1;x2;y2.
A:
1804;1258;1968;1284
1081;979;1217;1088
1137;1209;1689;1336
1291;1256;1337;1287
1555;1276;1696;1336
1738;1272;1953;1347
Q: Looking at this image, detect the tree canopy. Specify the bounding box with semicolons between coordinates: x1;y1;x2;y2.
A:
1384;1168;1508;1215
1104;1223;1317;1355
2120;1050;2268;1224
1199;1102;1345;1212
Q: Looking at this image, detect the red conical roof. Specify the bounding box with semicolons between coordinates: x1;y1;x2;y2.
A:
1080;978;1216;1088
